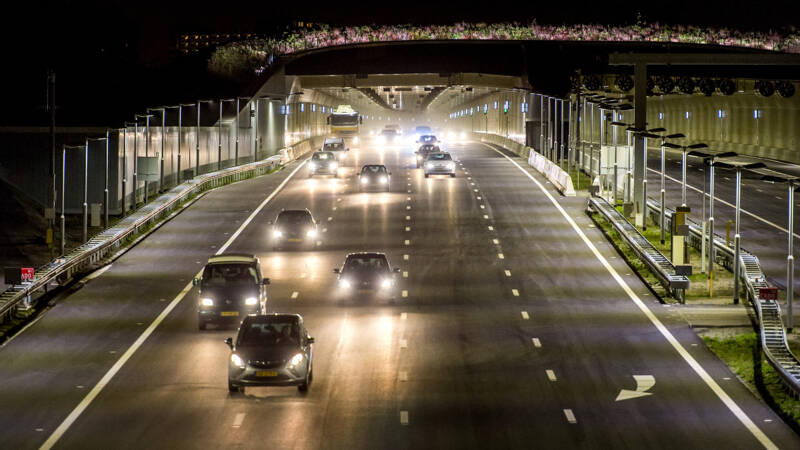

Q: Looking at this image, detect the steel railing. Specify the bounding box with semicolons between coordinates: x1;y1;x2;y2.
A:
646;199;800;397
0;135;326;323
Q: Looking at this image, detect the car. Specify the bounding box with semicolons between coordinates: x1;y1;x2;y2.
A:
358;164;391;189
424;152;456;178
270;209;318;250
417;134;439;145
377;128;400;145
225;314;314;393
308;151;338;177
194;254;269;330
322;137;349;159
333;252;401;301
415;144;440;168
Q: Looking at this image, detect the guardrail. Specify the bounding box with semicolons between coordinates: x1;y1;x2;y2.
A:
0;135;325;324
645;199;800;397
588;195;689;299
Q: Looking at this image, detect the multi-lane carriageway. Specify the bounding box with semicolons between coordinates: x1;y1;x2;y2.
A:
0;140;797;449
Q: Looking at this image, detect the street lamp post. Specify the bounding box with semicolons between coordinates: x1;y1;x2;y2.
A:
60;144;83;255
689;150;737;296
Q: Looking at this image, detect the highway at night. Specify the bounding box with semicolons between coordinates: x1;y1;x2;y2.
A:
0;139;797;449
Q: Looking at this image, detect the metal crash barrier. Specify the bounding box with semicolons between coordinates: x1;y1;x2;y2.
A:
0;135;326;325
588;195;690;299
646;199;800;398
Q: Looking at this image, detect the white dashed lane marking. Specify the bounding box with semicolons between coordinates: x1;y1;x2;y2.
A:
546;370;557;381
291;291;299;299
404;254;409;260
488;226;494;231
532;338;541;348
403;271;408;278
400;312;407;320
493;239;500;245
400;411;409;425
399;371;408;382
512;289;520;297
399;339;408;349
521;311;530;320
401;290;408;298
564;409;577;424
233;413;245;428
504;270;511;277
498;253;505;259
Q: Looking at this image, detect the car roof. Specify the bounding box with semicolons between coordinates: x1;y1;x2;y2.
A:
324;137;344;142
207;253;257;264
277;209;312;217
243;313;302;324
345;252;388;259
361;164;387;169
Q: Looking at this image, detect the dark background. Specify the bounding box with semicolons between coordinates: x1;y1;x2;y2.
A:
1;0;797;127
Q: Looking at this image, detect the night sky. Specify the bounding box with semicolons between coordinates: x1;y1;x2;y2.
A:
1;1;797;126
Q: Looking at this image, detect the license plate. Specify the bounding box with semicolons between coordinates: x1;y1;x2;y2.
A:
256;370;278;377
221;311;239;317
287;238;301;242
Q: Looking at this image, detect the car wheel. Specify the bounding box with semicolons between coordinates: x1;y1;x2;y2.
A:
198;321;206;331
298;368;311;392
424;173;430;178
228;380;238;393
450;173;456;178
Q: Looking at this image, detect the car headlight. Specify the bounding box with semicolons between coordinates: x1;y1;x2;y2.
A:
339;279;351;288
380;176;388;184
360;177;368;184
308;162;316;170
306;229;318;238
201;298;214;307
330;162;338;170
425;162;434;169
381;278;392;288
244;297;257;306
460;131;466;139
377;136;385;144
353;136;359;144
273;229;283;238
288;353;304;368
231;353;245;369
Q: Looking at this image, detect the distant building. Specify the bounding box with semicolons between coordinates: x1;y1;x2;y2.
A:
175;33;258;55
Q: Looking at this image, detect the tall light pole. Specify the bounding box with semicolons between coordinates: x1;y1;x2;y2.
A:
60;145;83;255
135;113;154;203
219;98;235;170
148;107;166;191
716;160;765;305
644;128;685;244
762;173;799;330
664;142;709;207
689;150;737;296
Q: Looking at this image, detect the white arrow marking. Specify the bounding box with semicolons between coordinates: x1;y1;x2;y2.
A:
616;375;655;401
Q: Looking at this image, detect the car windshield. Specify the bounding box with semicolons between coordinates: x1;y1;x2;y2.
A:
238;318;299;346
323;142;344;150
361;166;387;175
203;263;257;286
421;135;436;141
276;211;313;226
421;145;435;151
329;115;358;126
343;256;388;273
312;152;333;160
427;153;452;161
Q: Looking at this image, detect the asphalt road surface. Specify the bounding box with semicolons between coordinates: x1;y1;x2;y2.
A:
0;140;797;449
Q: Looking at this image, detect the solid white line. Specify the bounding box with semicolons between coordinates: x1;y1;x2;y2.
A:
400;411;409;425
546;370;557;381
81;264;112;282
650;166;800;240
39;160;308;450
485;144;776;449
521;311;530;320
232;412;245;428
532;338;541;348
291;291;299;299
564;409;577;424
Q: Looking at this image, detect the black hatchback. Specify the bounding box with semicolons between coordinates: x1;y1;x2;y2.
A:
194;254;269;330
270;209;318;250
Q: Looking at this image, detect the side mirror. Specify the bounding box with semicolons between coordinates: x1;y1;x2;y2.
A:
262;278;270;285
393;267;401;273
333;268;340;274
193;278;200;286
307;336;315;344
224;337;233;349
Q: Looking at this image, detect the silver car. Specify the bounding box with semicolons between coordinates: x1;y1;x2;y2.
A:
226;314;314;393
308;151;339;177
423;152;456;178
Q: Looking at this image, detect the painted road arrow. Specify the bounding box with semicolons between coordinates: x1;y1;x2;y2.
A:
615;375;655;401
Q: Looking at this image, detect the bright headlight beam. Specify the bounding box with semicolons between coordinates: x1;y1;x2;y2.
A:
244;297;257;306
231;353;245;369
289;353;303;367
201;298;214;306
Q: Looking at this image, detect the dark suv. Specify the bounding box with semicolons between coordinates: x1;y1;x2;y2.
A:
333;252;401;301
194;254;269;330
415;144;440;168
271;209;318;250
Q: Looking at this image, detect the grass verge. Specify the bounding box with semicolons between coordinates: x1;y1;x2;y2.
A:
703;332;800;430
